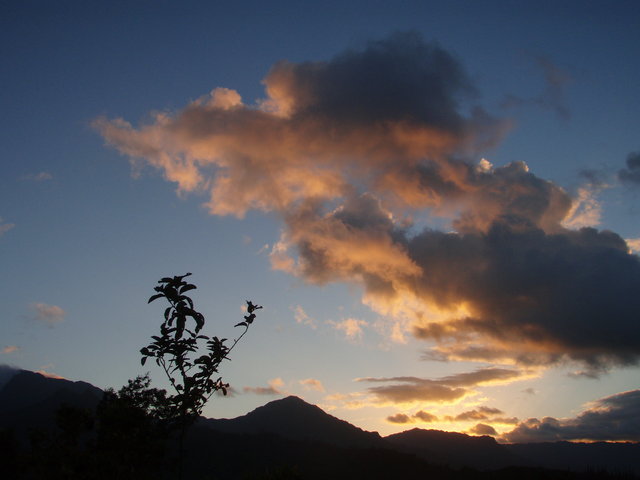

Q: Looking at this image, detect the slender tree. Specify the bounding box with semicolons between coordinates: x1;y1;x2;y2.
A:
139;272;261;478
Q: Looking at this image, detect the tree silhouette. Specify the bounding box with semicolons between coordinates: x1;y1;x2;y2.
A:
140;272;261;478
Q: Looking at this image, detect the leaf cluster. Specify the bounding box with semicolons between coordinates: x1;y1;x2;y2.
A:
140;273;261;424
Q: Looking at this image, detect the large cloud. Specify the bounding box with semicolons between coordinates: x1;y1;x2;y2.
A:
96;32;640;370
502;389;640;443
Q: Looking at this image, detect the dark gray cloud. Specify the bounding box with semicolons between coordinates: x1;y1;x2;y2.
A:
502;389;640;443
264;31;475;131
618;152;640;185
410;220;640;369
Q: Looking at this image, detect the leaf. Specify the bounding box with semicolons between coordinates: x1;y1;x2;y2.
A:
234;322;247;328
180;284;197;294
148;293;164;303
141;357;147;366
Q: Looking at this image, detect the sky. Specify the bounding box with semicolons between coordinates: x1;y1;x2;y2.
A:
1;0;640;442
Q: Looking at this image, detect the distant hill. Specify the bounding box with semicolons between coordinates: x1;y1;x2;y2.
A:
0;369;103;442
201;395;383;448
385;427;522;470
505;441;640;475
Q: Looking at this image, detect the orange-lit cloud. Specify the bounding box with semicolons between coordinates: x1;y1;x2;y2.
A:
1;346;19;355
328;317;368;342
300;378;325;392
292;305;316;329
96;32;640;371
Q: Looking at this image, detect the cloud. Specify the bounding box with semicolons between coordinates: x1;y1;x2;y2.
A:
387;413;413;424
387;409;439;424
292;305;316;329
502;389;640;443
561;186;603;229
625;238;640;254
96;32;640;371
244;377;285;396
21;171;53;181
328;317;368;342
0;218;15;237
618;151;640;185
359;367;529;405
35;369;65;380
413;410;439;423
453;406;504;421
502;55;571;120
30;303;66;325
469;423;498;436
299;378;325;392
1;346;19;355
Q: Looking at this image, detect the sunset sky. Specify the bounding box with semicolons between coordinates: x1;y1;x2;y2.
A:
2;0;640;441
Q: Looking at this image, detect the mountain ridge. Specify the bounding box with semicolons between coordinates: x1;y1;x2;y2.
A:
1;368;638;476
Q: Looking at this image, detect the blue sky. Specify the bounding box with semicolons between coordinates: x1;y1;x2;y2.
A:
1;1;640;440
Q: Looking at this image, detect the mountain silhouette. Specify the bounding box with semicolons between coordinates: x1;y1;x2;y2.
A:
201;395;383;448
385;427;523;470
0;369;102;442
1;368;638;478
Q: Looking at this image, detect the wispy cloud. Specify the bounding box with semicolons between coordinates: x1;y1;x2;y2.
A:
244;377;285;396
618;151;640;185
327;317;367;342
1;346;19;355
21;171;53;182
292;305;316;329
359;367;531;406
30;303;66;326
502;54;572;120
300;378;325;392
0;218;15;237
